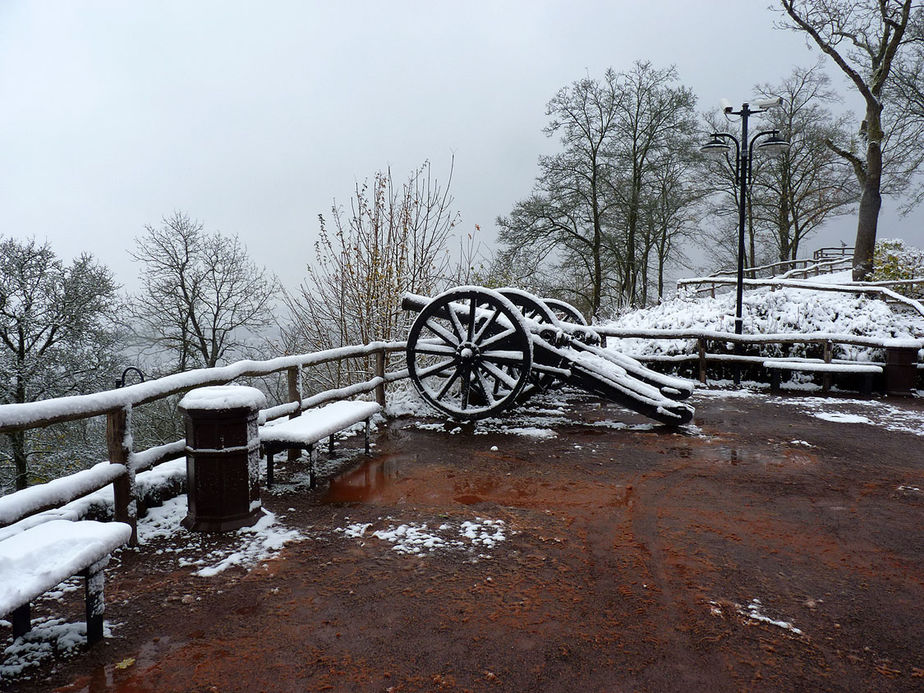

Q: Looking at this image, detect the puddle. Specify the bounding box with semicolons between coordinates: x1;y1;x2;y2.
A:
324;457;403;503
321;452;634;511
55;636;178;692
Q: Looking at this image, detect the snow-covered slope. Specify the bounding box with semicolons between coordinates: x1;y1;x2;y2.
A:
603;286;924;361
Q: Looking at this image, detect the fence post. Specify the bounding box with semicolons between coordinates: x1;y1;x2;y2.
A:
375;349;386;406
287;366;301;462
106;406;137;545
822;340;833;392
698;338;707;384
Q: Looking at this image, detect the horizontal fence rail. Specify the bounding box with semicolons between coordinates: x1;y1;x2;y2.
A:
697;256;851;282
595;327;923;386
0;342;410;541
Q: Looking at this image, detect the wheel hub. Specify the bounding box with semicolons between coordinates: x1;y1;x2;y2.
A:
457;342;479;362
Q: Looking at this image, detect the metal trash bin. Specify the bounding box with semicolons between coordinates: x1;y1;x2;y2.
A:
883;339;921;397
178;385;266;531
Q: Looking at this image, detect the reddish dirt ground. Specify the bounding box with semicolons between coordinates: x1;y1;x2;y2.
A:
4;390;924;692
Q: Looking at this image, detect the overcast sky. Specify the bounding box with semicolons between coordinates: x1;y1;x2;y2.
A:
2;1;921;294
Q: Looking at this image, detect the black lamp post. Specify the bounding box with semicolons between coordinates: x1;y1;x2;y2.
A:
701;100;790;382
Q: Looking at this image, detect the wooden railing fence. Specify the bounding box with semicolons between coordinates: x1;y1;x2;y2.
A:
679;257;853;297
595;327;922;385
0;342;408;542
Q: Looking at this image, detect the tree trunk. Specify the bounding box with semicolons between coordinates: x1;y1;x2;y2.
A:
853;139;882;281
9;431;28;491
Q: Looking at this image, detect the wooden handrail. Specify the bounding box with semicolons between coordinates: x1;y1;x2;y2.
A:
0;342;410;536
0;341;406;434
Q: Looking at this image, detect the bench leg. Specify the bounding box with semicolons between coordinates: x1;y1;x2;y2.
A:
860;373;873;397
266;450;275;487
308;444;315;489
11;603;30;638
84;557;109;646
364;418;371;455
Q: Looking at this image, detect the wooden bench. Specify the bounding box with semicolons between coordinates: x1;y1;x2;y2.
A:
763;359;883;396
0;519;131;646
259;400;382;487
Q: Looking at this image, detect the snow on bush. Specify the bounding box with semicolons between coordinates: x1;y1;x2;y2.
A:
606;286;924;361
873;238;924;286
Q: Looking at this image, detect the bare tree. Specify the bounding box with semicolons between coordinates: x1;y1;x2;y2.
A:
499;64;699;316
778;0;918;279
750;64;859;261
607;62;698;306
498;72;622;317
0;237;119;489
286;161;459;389
130;212;278;371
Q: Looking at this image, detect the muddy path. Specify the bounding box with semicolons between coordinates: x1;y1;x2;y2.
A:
4;389;924;692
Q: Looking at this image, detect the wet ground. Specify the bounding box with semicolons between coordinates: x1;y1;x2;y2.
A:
4;388;924;692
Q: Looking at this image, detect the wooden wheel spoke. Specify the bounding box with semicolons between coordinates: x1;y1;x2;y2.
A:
415;358;457;379
435;368;461;400
444;302;467;343
414;341;457;356
472;366;497;406
472;308;501;343
479;361;519;391
466;294;477;341
424;317;460;347
479;326;517;350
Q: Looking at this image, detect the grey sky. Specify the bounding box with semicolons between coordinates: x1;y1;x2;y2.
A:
2;1;921;294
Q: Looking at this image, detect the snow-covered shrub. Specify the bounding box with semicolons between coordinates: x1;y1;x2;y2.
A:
873;239;924;295
605;286;924;363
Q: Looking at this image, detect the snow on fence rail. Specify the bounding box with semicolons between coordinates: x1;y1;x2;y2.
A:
691;256;851;284
595;327;923;384
679;257;854;296
0;341;408;540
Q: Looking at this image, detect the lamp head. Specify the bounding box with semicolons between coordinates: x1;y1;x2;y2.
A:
700;134;731;158
757;133;791;157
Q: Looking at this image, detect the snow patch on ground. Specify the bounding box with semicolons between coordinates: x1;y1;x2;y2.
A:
0;616;107;682
774;396;924;437
708;598;803;636
740;598;804;635
813;412;874;424
137;494;305;577
336;517;508;558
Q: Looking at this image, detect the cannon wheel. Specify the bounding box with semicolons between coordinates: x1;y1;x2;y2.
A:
543;297;606;348
407;287;533;420
543;298;588;326
498;288;562;393
498;288;562;328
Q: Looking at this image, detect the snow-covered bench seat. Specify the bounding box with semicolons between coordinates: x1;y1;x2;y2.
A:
0;519;131;646
763;359;882;395
259;400;382;486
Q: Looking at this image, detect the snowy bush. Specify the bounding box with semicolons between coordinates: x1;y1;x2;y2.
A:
873;239;924;295
605;286;924;362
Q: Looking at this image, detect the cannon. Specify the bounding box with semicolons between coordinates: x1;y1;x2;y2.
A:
401;286;694;425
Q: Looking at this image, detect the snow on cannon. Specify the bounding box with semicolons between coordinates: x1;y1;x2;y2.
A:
400;286;695;425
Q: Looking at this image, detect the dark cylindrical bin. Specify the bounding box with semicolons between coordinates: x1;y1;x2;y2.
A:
178;385;266;531
883;340;921;396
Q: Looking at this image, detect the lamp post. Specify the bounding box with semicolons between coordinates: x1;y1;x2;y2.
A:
701;100;790;382
115;367;146;389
